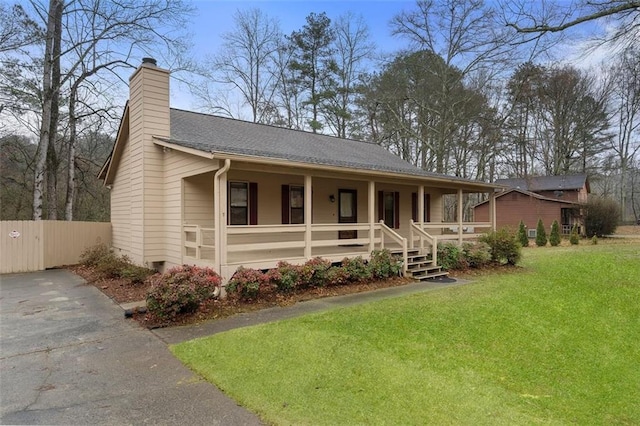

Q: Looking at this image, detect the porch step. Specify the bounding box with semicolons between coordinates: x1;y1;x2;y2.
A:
391;249;449;282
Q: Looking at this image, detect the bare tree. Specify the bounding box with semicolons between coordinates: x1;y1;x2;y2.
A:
504;0;640;50
195;8;281;123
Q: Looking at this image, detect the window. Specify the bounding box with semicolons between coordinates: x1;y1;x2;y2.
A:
411;193;431;222
229;181;257;225
378;191;399;229
282;184;305;224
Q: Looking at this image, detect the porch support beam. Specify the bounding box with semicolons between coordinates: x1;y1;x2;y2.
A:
489;191;497;231
214;159;231;273
304;174;312;259
368;180;375;254
457;188;463;245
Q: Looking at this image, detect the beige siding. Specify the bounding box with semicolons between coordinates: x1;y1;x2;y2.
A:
163;150;219;267
1;221;111;273
110;136;132;257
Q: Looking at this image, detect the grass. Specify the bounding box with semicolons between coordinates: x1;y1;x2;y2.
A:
172;241;640;425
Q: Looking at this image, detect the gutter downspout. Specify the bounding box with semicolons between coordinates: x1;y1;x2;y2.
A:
214;159;231;274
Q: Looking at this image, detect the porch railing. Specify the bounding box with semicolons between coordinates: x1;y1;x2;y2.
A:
409;220;437;267
379;221;408;276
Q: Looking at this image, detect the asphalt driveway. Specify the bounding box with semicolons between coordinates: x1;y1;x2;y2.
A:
0;269;261;425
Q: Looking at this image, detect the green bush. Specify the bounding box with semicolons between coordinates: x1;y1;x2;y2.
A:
535;219;548;247
146;265;221;319
368;249;402;279
121;264;154;284
272;261;304;293
549;220;561;246
437;242;466;270
569;223;580;245
592;235;598;245
79;243;153;283
342;256;372;282
302;257;332;288
462;242;492;268
517;221;529;247
585;197;620;237
326;266;350;286
480;228;522;265
227;267;270;301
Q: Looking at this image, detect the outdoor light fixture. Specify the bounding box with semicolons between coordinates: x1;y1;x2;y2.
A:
329;194;335;203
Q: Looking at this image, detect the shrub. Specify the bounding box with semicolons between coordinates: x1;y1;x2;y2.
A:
272;261;303;293
302;257;332;288
517;220;529;247
326;266;350;286
121;264;154;284
535;219;548;247
96;254;132;279
462;242;492;268
368;249;402;279
480;228;522;265
146;265;221;319
569;223;580;245
341;256;372;282
437;242;466;270
227;267;270;301
592;235;598;245
79;243;112;267
549;220;561;247
584;197;620;237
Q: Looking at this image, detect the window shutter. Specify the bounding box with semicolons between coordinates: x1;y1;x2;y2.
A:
425;193;431;222
281;184;290;224
411;192;417;222
249;182;258;225
394;191;400;229
377;191;384;222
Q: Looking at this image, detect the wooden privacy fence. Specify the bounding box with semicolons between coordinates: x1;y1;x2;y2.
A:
1;221;111;274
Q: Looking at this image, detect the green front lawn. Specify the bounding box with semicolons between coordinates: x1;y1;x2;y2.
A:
172;242;640;425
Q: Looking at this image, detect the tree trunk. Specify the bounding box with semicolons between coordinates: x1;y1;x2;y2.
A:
65;86;77;221
33;0;63;220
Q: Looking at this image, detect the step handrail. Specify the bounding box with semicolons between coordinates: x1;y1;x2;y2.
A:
410;220;438;266
379;220;408;276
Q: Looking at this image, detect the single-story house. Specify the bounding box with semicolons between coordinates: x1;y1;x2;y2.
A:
474;174;589;235
99;58;500;283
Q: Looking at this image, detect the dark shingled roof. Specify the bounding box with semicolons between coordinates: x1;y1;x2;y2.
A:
162;109;481;183
495;174;588;192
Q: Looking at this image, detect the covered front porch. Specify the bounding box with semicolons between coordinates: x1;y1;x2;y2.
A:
180;159;497;280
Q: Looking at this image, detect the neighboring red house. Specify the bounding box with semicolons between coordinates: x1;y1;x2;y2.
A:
474;175;590;235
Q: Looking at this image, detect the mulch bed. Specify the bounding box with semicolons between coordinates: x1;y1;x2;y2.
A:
69;264;416;329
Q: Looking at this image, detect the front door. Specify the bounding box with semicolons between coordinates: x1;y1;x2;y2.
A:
338;189;357;239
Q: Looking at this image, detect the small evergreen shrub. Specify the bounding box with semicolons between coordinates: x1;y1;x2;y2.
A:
302;257;332;288
121;264;154;284
517;221;529;247
368;249;402;279
480;228;522;265
584;197;620;237
146;265;221;319
535;219;548;247
437;242;465;270
326;265;350;286
462;242;492;268
549;220;561;246
592;235;598;245
272;261;303;293
342;256;372;282
227;267;270;300
79;243;153;283
569;223;580;245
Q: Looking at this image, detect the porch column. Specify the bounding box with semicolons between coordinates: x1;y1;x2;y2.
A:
304;175;312;259
368;180;375;254
213;159;230;272
457;188;463;245
418;185;425;227
489;191;497;231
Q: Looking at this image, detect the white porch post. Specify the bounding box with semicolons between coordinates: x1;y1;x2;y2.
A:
368;180;375;253
213;159;230;272
489;190;497;231
457;188;463;245
304;174;312;259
